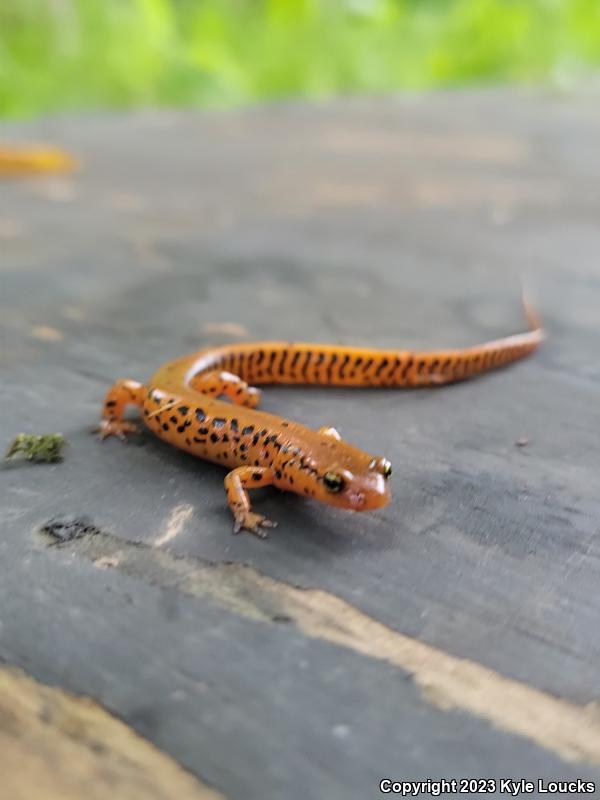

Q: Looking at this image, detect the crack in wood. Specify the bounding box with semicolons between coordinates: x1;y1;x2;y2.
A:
39;521;600;766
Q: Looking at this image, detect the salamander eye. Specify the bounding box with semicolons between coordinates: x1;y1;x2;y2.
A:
370;457;392;478
323;472;345;493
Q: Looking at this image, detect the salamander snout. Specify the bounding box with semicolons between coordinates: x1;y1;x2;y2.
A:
319;457;392;511
348;470;390;511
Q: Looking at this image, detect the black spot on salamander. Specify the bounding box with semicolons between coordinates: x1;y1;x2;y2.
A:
326;353;338;381
362;357;374;372
260;428;267;437
170;415;178;424
177;405;189;415
106;400;116;408
252;433;260;446
301;350;312;378
240;443;247;452
231;418;239;433
177;425;186;433
242;425;254;435
222;433;229;442
233;435;241;443
195;409;207;422
339;354;350;377
290;351;301;375
256;350;265;366
401;357;414;379
252;471;263;481
162;423;169;431
375;358;389;377
198;427;209;435
275;470;282;479
279;349;289;375
383;357;401;382
213;418;226;428
210;433;219;443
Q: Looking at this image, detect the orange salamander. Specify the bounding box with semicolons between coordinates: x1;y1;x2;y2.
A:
97;301;543;538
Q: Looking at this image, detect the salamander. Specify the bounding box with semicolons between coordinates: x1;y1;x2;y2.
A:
97;302;543;537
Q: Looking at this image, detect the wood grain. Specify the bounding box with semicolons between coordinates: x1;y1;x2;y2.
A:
0;666;224;800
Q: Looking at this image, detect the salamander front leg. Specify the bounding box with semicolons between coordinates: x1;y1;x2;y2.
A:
224;467;277;537
96;379;146;440
189;371;261;408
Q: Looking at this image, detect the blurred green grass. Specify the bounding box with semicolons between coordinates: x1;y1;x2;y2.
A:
1;0;600;118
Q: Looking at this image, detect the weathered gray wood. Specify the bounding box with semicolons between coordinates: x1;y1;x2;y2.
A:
1;90;600;798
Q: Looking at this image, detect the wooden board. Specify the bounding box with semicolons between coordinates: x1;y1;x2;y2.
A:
1;89;600;798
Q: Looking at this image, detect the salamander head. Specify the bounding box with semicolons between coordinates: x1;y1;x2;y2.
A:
312;454;392;511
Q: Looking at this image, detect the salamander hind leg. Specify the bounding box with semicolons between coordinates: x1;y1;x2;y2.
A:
224;467;277;538
189;371;261;408
96;379;146;440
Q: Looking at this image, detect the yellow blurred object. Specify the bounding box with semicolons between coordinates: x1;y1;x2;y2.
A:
0;146;78;176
